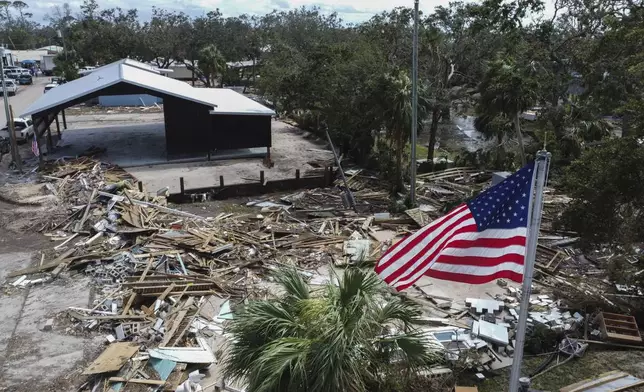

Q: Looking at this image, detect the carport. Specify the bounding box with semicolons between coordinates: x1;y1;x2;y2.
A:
21;59;275;166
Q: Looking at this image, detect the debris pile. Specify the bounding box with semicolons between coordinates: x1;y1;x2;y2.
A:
3;160;644;390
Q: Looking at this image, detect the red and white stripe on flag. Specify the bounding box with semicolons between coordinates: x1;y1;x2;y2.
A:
375;162;535;291
31;135;39;157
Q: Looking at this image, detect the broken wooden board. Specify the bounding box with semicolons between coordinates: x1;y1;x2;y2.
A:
536;244;569;273
109;377;166;386
7;248;77;278
405;207;432;227
597;312;642;344
83;342;139;375
559;370;644;392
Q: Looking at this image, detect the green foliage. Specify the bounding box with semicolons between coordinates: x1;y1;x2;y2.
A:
6;0;643;218
557;137;644;249
53;51;79;80
195;45;226;87
223;267;442;392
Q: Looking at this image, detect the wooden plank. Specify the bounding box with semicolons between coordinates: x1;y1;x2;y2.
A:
560;371;631;392
7;248;77;278
74;189;97;232
109;377;166;386
122;257;154;316
161;297;194;346
612;380;644;392
83;342;139;375
138;290;216;297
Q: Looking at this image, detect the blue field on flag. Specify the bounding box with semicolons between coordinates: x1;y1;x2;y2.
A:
375;162;536;291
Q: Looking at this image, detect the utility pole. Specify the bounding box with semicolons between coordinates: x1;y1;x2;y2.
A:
410;0;419;205
0;47;21;171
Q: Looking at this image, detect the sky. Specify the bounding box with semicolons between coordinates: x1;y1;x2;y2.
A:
28;0;464;25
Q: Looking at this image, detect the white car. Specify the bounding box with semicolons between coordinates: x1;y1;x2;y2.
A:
44;83;57;93
0;117;34;142
1;80;18;96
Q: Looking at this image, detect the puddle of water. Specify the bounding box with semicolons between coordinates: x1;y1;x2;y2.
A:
430;115;491;152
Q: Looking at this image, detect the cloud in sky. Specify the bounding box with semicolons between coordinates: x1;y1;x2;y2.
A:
29;0;554;26
28;0;450;24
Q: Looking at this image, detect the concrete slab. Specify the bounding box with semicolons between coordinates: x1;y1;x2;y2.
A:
477;320;509;346
0;268;98;390
416;274;519;312
466;298;505;314
49;116;333;194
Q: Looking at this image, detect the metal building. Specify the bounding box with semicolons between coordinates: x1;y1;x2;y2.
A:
21;59;275;162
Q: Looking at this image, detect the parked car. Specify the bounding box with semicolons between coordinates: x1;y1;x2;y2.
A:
0;80;18;96
44;83;57;93
18;74;32;85
0;117;34;143
4;69;21;79
50;76;66;84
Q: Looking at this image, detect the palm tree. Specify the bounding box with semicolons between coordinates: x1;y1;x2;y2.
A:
477;57;539;165
222;267;442;392
379;69;432;193
197;44;227;87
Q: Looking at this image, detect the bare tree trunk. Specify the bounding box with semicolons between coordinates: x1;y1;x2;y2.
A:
427;107;441;169
514;112;526;165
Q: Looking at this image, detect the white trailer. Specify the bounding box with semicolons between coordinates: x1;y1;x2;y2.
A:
41;54;56;76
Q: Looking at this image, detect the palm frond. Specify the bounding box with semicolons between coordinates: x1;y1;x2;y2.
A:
374;297;422;329
248;337;313;392
229;301;303;340
274;268;311;301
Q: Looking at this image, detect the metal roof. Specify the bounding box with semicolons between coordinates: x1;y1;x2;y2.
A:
202;89;275;116
22;59;275;117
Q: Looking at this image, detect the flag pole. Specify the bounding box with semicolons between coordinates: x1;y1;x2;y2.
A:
508;150;551;392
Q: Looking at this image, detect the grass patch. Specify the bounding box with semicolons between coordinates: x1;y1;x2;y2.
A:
474;348;644;392
416;144;428;159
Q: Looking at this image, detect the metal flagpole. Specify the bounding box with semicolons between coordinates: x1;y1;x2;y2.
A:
410;0;419;205
509;150;551;392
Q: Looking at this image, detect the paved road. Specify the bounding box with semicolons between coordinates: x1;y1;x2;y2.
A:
0;77;48;125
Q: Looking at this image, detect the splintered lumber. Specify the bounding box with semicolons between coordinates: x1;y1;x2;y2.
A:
597;312;642;344
83;342;139;375
559;370;644;392
109;377;166;386
162;297;194;346
74;189;97;232
7;248;76;278
97;191;207;220
122;257;155;315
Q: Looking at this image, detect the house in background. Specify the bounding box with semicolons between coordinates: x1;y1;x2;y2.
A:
1;47;16;67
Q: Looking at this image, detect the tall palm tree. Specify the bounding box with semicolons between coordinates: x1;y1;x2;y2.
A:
379;69;432;193
223;267;442;392
477;58;539;165
197;44;227;87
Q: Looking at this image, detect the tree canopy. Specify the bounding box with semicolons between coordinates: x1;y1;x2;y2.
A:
7;0;643;244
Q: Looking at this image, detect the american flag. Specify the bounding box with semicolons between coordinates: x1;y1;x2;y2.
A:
31;134;39;157
376;162;535;291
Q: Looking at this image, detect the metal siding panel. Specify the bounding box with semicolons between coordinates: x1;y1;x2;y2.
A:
210;115;271;150
164;96;212;156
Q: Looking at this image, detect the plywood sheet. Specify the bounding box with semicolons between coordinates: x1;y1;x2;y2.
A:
83;342;139;375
